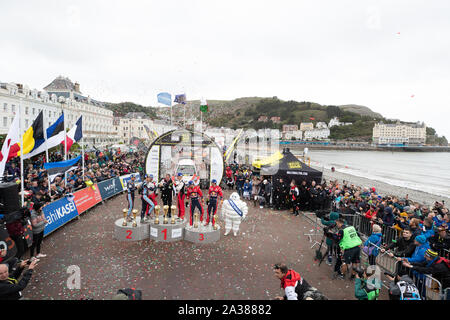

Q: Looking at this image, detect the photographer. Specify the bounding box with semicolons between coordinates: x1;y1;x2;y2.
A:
0;258;38;300
386;274;421;300
5;208;30;260
354;266;380;300
326;218;362;280
321;211;340;265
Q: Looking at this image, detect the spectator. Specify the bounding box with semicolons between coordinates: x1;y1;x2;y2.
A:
363;224;383;266
429;225;450;257
386;274;421;300
0;259;38;300
354;267;380;300
29;203;48;259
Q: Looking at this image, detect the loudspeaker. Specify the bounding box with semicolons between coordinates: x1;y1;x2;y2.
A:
0;182;21;215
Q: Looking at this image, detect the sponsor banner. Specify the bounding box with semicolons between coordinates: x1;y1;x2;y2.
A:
119;173;142;191
43;196;79;237
146;145;160;182
98;177;123;200
73;184;102;214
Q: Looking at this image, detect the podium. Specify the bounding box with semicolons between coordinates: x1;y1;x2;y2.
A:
114;219;150;241
184;223;221;244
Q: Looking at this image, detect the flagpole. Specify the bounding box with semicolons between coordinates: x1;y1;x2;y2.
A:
19;99;24;205
43;108;51;195
82;117;85;181
59;97;67;186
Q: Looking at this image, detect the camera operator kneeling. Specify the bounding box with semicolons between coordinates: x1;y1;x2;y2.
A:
326;218;363;279
354;267;380;300
0;258;38;300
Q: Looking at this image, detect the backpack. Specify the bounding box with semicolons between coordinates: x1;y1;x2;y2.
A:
397;281;421;300
363;235;382;256
436;257;450;269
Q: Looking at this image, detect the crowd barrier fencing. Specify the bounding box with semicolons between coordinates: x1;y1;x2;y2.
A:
300;210;449;300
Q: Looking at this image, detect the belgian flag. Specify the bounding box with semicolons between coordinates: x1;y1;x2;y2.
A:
9;111;44;158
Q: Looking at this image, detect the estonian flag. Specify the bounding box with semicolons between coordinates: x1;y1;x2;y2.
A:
44;155;82;183
62;116;83;153
23;113;65;159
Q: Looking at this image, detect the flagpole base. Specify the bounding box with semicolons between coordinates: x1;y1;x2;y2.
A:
184;224;221;244
114;218;149;241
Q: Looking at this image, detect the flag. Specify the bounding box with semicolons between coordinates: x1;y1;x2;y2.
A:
15;111;44;157
200;98;208;113
23;113;65;159
62;116;83;153
157;92;172;106
0;113;21;178
174;94;186;105
44;155;81;183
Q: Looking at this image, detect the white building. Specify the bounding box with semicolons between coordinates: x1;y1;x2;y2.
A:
372;122;426;145
114;113;177;145
284;130;303;140
328;117;352;127
0;77;117;148
303;128;330;141
316;122;328;129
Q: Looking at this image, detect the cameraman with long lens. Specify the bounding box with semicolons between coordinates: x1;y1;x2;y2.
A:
326;218;363;280
320;211;340;266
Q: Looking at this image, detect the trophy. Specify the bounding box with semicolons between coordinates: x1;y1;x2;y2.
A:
163;205;169;224
122;209;128;226
194;212;199;228
132;209;138;227
154;205;160;224
171;205;177;224
213;215;219;230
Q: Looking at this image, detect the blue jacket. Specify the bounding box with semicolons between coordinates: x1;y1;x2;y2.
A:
364;233;383;256
243;182;252;193
419;223;435;239
406;243;430;264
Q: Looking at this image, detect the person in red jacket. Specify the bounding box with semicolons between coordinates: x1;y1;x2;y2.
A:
205;179;223;227
187;181;204;226
274;263;320;300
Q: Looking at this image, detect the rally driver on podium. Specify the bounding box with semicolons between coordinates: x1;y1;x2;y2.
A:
205;179;223;227
140;174;157;223
174;173;186;221
186;180;204;226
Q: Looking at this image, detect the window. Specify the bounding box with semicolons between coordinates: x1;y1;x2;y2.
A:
32;108;35;115
3;103;7;112
25;107;29;115
25;119;29;127
12;105;15;112
3;117;7;127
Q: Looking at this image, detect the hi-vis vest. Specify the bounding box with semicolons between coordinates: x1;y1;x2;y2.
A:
364;286;380;301
339;226;362;250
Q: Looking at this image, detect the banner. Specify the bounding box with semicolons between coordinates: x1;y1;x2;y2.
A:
43;196;79;236
97;177;123;200
119;173;142;191
73;184;102;214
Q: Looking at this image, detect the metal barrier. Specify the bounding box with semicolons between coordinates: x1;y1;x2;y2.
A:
305;208;450;300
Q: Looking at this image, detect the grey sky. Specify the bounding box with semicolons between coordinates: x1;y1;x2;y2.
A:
1;0;449;137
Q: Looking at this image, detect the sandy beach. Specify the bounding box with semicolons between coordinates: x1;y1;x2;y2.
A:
312;165;450;207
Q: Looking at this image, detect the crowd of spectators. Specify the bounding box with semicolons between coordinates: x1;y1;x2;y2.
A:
0;147;145;299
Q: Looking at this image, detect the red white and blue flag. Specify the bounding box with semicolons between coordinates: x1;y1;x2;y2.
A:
62;116;83;153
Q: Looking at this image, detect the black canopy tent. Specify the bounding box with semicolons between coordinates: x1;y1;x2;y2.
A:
260;149;323;185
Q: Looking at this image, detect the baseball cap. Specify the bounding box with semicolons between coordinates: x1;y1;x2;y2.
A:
177;173;183;177
188;181;194;185
212;179;217;184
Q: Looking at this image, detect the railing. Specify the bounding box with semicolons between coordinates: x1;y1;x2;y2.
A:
301;209;449;300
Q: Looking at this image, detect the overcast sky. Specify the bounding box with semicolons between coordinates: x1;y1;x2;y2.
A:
1;0;449;137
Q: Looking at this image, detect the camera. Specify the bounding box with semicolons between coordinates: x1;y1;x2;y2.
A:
353;266;365;278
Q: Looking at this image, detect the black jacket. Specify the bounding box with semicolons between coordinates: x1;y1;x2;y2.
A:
411;259;450;289
0;267;33;300
386;237;415;257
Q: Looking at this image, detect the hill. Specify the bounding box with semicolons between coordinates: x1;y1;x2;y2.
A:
104;101;158;118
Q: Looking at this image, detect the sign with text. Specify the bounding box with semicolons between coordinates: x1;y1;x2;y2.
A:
97;177;123;200
73;184;102;214
43;196;79;237
119;173;142;191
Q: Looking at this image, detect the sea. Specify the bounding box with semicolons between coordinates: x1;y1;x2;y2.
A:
305;150;450;199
